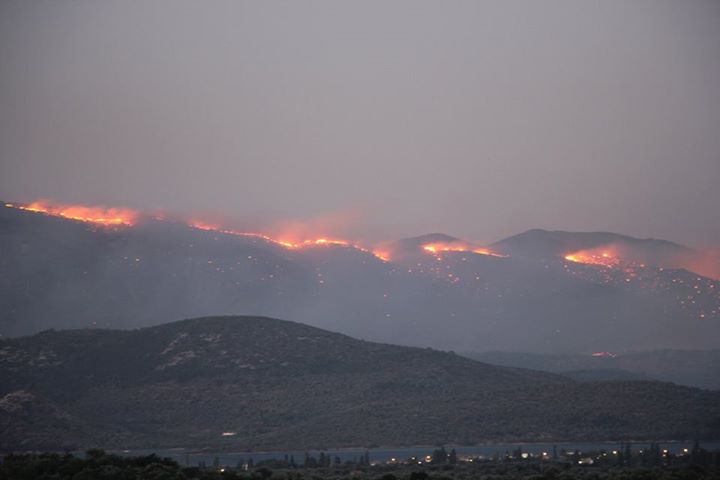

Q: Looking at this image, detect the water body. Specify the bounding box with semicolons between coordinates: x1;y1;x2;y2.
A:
117;441;720;467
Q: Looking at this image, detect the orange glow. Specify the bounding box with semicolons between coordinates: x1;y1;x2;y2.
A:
372;249;391;262
564;249;621;268
561;243;720;280
187;220;221;231
6;199;506;265
6;200;137;226
187;221;298;249
186;221;388;261
301;238;349;247
421;242;504;258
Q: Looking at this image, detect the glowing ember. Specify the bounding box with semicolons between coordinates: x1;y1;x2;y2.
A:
563;246;720;321
188;221;300;249
300;238;350;247
6;200;137;226
421;242;504;257
187;220;221;231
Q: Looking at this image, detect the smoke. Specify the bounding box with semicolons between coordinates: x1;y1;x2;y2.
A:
2;204;719;355
565;242;720;280
671;249;720;281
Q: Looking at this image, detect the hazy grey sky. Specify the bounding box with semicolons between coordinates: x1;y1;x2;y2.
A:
1;0;719;246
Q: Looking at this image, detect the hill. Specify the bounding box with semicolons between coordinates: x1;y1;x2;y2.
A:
1;316;720;451
491;229;691;260
464;350;720;390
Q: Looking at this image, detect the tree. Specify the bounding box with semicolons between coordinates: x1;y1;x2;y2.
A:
624;442;632;467
85;449;106;460
257;467;273;479
449;449;457;465
432;446;448;464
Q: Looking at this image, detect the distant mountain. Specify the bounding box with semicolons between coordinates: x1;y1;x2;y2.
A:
492;229;719;279
492;229;691;260
1;204;719;353
464;350;720;390
391;233;463;254
1;316;719;451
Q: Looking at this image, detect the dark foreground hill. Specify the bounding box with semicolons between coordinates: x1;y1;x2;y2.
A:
1;316;719;451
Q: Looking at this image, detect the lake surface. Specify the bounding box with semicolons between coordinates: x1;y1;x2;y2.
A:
116;441;720;467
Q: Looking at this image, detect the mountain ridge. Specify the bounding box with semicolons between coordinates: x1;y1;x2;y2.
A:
1;204;719;353
491;228;693;258
464;349;720;390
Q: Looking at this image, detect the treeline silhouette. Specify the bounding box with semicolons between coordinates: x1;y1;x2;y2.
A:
1;444;719;480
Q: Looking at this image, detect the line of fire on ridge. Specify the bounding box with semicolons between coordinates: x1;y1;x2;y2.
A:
5;200;516;263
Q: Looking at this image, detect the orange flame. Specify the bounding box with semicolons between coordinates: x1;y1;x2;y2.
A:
186;220;387;261
421;242;504;257
5;200;508;264
6;200;137;226
564;249;622;268
372;249;391;262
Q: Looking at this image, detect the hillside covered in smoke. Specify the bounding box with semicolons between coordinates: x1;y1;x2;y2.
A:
1;203;719;354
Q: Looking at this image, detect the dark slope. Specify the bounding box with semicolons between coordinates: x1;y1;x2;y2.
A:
464;350;720;390
0;206;318;335
1;316;719;451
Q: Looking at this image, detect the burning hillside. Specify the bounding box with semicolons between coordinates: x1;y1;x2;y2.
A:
188;220;386;259
4;200;138;227
6;200;389;260
562;245;718;321
4;200;717;281
4;200;511;263
421;242;506;258
563;242;719;280
564;249;626;268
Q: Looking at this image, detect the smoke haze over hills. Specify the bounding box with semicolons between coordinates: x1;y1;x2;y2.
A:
2;203;718;357
1;1;720;247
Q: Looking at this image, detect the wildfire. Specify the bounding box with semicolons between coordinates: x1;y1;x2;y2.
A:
4;200;390;260
372;249;391;262
187;220;387;260
5;199;512;264
5;200;137;226
187;221;293;246
421;242;504;258
564;249;622;268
